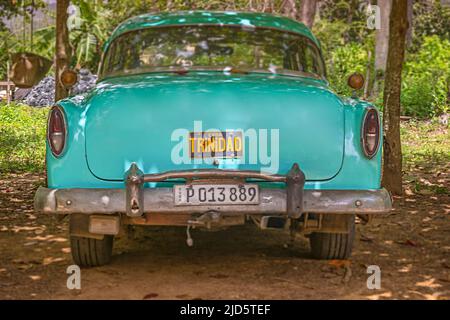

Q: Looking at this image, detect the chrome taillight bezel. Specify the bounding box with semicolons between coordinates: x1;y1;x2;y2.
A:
361;107;380;159
47;105;67;158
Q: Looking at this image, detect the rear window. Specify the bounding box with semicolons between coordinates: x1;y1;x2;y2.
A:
100;25;326;79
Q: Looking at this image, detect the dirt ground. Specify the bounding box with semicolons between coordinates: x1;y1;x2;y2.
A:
0;170;449;300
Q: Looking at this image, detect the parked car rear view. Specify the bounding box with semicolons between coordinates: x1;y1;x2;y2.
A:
34;11;392;267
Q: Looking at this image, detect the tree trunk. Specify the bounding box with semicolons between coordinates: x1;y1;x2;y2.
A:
55;0;71;102
299;0;317;28
381;0;408;196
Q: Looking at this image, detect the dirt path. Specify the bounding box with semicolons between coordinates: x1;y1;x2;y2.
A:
0;172;449;300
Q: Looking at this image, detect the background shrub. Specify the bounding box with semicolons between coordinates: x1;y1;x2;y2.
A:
0;104;48;173
401;36;450;118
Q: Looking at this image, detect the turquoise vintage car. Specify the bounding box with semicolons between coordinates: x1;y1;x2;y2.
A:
34;11;392;267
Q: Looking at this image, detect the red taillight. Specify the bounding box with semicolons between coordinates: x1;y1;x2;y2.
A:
361;108;380;158
48;106;66;157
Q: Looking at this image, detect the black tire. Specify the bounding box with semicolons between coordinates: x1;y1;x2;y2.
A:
309;215;355;260
70;235;113;267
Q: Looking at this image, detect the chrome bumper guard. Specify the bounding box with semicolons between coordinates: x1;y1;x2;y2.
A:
34;163;392;217
125;163;305;218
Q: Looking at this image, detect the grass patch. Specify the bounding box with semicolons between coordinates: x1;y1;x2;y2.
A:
401;118;450;168
401;118;449;195
0;103;49;174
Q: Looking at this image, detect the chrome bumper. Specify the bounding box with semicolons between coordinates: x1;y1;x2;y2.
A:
34;186;392;215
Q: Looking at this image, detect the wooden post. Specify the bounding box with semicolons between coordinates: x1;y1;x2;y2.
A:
6;61;11;105
363;50;372;99
55;0;71;102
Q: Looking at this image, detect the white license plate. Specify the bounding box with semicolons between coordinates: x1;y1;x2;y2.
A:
174;184;259;206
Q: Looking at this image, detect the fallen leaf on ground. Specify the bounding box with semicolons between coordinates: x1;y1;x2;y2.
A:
143;293;158;299
43;257;64;265
360;234;374;242
396;239;420;247
17;264;33;270
328;260;351;268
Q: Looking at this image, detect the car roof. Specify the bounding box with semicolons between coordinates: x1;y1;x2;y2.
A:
105;11;321;50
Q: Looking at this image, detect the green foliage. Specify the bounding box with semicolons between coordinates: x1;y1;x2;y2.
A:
326;42;370;96
317;22;449;118
313;19;349;55
0;29;14;80
0;1;20;26
411;0;450;52
31;25;56;60
69;0;111;70
402;36;450;118
0;103;48;173
317;0;374;44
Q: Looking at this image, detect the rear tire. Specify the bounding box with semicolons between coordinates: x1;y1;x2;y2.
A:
70;235;113;267
309;215;355;260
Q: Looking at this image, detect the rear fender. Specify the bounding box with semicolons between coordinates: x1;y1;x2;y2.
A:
315;99;382;190
47;98;106;188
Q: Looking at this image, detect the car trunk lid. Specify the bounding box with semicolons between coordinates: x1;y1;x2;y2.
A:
84;72;345;181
